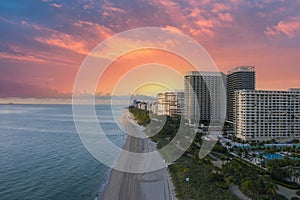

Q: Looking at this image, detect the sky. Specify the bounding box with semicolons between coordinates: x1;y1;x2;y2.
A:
1;0;300;99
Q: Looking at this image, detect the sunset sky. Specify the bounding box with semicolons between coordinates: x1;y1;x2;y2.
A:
1;0;300;99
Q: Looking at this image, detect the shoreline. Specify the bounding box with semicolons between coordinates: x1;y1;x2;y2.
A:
97;166;113;199
100;109;177;200
97;111;130;199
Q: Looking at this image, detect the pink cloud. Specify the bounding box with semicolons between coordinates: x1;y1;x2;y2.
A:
73;20;113;39
150;0;235;38
51;3;61;8
101;0;126;18
83;4;91;10
164;25;183;33
265;15;300;37
212;3;230;13
1;0;299;98
0;79;70;98
158;0;178;7
30;20;113;55
195;19;214;28
188;8;201;18
7;44;80;67
0;52;45;63
102;5;126;13
218;13;233;22
36;34;89;55
21;20;29;26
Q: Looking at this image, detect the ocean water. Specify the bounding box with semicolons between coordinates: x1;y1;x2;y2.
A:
0;104;126;200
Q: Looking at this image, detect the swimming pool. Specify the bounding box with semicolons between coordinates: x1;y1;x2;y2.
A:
263;153;284;160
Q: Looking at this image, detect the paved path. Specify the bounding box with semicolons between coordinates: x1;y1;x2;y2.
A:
102;111;177;200
230;185;252;200
208;153;251;200
277;185;300;200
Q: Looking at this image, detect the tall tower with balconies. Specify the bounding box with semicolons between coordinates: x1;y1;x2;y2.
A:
227;66;255;122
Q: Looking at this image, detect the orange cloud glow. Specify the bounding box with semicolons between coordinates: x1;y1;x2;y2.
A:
36;35;89;55
1;0;300;98
96;49;198;95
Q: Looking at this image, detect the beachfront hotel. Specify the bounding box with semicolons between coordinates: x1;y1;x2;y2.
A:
132;100;149;110
184;71;226;122
157;91;184;117
227;66;256;122
234;89;300;141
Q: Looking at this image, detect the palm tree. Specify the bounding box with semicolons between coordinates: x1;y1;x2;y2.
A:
220;155;226;165
238;150;242;157
225;141;230;146
244;149;249;159
263;175;278;196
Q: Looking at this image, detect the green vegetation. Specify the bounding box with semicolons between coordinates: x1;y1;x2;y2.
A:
297;190;300;196
128;107;299;200
169;156;237;200
128;106;151;126
148;115;180;143
222;158;278;199
129;108;236;199
212;141;228;154
273;179;300;190
267;159;300;189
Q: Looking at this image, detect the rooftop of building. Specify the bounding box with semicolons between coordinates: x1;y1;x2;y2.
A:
236;88;300;94
157;90;184;95
185;71;225;76
228;66;255;74
289;88;300;92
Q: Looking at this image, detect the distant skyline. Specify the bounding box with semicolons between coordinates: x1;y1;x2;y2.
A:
1;0;300;98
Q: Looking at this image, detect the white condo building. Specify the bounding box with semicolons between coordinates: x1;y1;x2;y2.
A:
157;91;184;117
234;89;300;141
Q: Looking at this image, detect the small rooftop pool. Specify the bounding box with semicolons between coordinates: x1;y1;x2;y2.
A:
263;153;284;160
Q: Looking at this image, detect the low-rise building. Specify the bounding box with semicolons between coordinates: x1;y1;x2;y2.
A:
132;100;148;110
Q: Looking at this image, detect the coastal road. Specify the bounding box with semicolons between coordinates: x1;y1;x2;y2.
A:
102;111;177;200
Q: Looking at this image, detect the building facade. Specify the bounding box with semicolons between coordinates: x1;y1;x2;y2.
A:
132;100;149;110
150;102;158;114
234;89;300;141
184;71;226;122
157;91;184;117
227;66;256;122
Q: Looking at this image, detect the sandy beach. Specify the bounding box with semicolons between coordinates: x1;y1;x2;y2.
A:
101;110;177;200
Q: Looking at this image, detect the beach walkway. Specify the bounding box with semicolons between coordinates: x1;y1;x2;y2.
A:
102;111;177;200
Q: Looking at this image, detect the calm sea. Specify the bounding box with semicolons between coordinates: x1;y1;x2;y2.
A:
0;104;126;200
